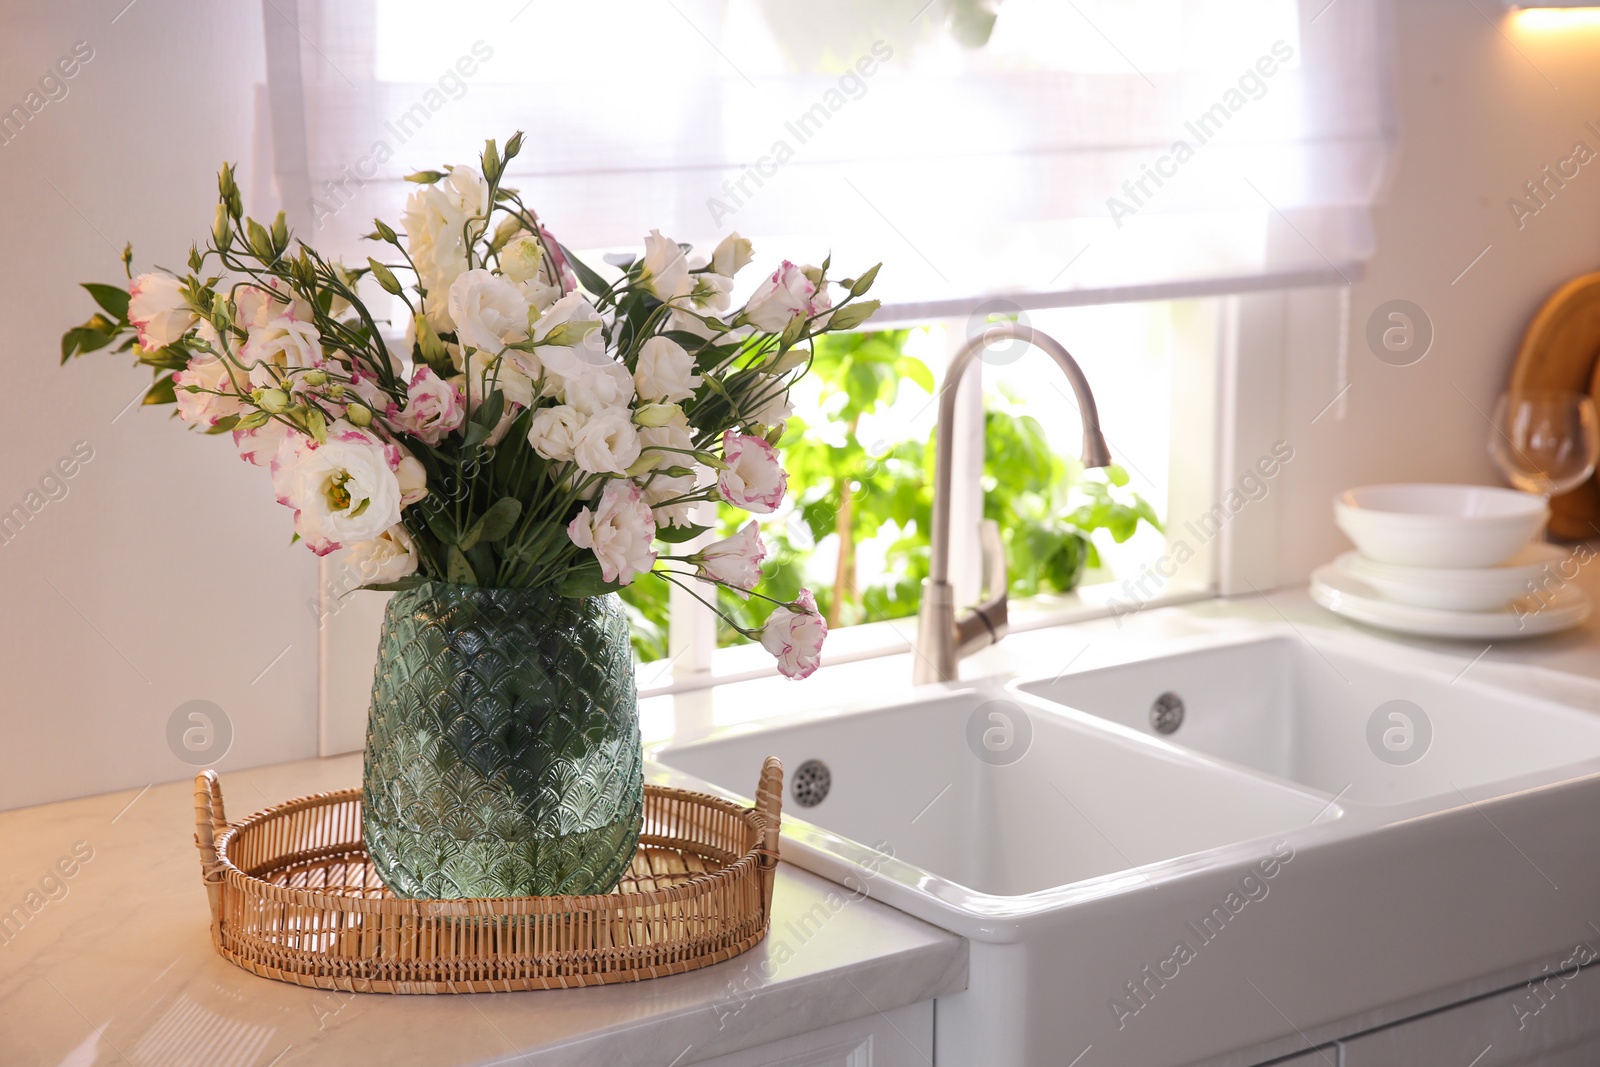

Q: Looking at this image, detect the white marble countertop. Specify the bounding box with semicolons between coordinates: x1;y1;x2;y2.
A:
0;754;966;1067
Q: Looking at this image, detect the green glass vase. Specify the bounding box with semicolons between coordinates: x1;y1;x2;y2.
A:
362;581;643;898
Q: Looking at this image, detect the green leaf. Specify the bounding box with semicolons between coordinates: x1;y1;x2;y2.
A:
472;387;505;431
459;497;522;550
82;282;130;322
654;522;712;544
143;375;177;405
557;242;611;299
1104;464;1130;487
557;561;624;598
420;501;459;545
361;576;426;593
446;544;477;586
204;414;241;434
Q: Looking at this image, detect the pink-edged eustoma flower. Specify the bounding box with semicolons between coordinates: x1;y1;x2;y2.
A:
127;273;197;349
760;589;827;680
740;261;831;333
234;418;290;466
696;521;766;596
391;367;466;445
171;355;245;427
269;424;404;556
566;479;657;586
717;431;787;514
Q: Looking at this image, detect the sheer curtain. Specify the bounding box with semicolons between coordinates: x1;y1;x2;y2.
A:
267;0;1395;317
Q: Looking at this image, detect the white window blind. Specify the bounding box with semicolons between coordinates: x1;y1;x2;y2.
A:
266;0;1395;316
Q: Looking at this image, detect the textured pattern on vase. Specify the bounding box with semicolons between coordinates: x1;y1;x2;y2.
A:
363;582;643;898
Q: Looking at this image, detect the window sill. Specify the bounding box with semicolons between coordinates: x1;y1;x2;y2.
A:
634;579;1214;697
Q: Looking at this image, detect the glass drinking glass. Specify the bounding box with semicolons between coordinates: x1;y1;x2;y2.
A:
1489;389;1600;497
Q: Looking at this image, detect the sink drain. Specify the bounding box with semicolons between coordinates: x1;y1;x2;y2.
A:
1150;692;1185;735
791;759;831;808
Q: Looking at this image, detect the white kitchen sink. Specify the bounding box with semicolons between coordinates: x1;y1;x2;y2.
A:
653;687;1329;898
1012;633;1600;805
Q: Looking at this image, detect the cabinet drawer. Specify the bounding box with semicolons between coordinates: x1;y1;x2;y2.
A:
691;1001;934;1067
1342;962;1600;1066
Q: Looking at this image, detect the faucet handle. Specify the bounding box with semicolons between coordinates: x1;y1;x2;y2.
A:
954;520;1010;656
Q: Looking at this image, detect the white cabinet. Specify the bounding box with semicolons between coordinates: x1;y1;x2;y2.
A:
690;1002;934;1067
1341;964;1600;1066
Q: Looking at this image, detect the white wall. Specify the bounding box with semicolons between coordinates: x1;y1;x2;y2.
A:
0;2;318;809
1264;0;1600;584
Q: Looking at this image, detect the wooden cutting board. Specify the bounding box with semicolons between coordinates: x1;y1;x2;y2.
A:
1509;270;1600;540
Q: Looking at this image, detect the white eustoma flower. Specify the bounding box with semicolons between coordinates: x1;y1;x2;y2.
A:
717;431;788;513
567;479;657;586
741;261;831;333
696;521;766;596
172;355;246;427
527;405;584;462
401;165;489;333
760;589;827;680
639;229;692;304
642;471;698;529
633;335;701;404
447;269;530;354
638;405;694;466
127;273;197;349
742;376;793;428
499;234;544;283
711;232;754;277
242;317;324;389
344;524;419;584
541;341;635;417
571;407;642;475
270;425;403;556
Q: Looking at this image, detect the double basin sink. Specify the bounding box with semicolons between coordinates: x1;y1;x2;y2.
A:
650;622;1600;1064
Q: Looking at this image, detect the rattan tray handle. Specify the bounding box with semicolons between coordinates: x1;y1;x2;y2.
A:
193;770;229;933
755;755;784;914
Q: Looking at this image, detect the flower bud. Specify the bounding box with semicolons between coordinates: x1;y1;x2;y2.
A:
633;403;681;428
300;368;328;387
256;388;290;413
347;403;373;427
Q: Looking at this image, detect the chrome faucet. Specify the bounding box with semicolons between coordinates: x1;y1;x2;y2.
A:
912;322;1112;684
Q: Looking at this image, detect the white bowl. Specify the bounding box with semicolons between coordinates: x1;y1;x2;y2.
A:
1333;484;1548;568
1338;544;1566;611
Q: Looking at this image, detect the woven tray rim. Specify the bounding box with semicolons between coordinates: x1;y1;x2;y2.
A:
211;782;770;915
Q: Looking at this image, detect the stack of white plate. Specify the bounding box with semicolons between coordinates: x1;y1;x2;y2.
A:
1310;484;1590;639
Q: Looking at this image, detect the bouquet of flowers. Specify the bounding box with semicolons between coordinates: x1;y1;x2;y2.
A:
62;132;880;679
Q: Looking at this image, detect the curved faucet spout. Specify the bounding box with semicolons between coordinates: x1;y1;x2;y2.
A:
913;322;1112;685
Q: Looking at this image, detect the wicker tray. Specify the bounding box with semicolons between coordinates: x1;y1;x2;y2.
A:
192;758;783;994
